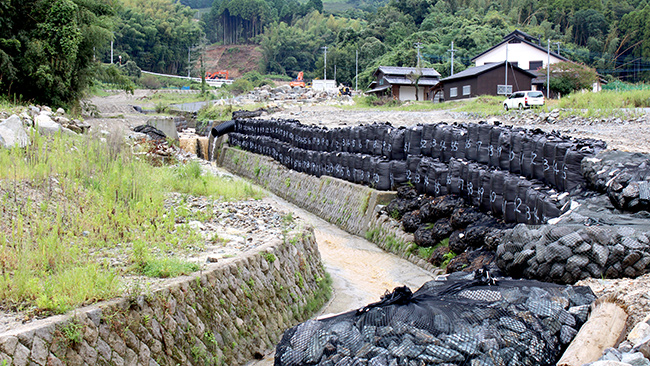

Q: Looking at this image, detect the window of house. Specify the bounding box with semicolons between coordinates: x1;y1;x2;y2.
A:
529;61;543;70
463;85;471;96
450;87;457;98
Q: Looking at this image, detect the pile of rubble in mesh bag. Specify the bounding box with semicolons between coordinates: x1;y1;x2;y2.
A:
275;270;595;366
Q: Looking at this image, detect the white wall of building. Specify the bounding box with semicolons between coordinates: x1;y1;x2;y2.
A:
398;86;424;101
474;43;564;70
312;79;337;91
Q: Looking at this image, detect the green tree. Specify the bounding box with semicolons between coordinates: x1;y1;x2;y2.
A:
113;0;203;74
541;61;598;95
0;0;115;107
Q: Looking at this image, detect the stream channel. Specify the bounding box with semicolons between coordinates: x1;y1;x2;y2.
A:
245;192;437;365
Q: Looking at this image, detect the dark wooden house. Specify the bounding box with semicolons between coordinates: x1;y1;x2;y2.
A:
440;61;536;101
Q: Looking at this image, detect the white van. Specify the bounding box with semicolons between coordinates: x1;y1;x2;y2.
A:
503;91;545;110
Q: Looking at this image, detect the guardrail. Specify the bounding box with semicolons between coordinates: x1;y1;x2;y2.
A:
141;70;234;87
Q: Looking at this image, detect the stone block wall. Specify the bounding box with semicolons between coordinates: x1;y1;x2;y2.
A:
0;229;329;366
366;207;440;274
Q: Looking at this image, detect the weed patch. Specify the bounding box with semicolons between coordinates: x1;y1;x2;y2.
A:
0;124;261;315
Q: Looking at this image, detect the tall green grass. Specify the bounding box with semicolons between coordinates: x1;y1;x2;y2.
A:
557;89;650;110
0;128;261;315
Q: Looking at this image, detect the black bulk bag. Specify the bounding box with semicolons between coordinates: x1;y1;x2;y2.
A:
448;158;464;195
497;127;512;171
476;123;492;164
389;127;406;161
488;126;502;168
441;125;456;163
543;138;558;188
515;180;533;223
521;133;536;178
489;170;506;218
389;160;408;189
431;123;446;160
509;130;525;175
404;125;423;157
421;124;436;157
373;158;392;191
451;126;468;161
466;123;479;162
406;155;422;186
553;141;572;192
416;158;433;194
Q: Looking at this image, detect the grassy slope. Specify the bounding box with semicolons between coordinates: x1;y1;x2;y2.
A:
0;113;262;316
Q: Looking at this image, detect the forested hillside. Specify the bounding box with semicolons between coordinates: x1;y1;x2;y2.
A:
1;0;648;107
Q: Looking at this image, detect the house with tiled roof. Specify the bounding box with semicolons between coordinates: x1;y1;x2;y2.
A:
366;66;442;101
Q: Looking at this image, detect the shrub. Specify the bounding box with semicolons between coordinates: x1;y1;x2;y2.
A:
140;74;163;89
229;78;254;95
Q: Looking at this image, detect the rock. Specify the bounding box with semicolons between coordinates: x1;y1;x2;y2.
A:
448;231;468;254
414;219;453;248
449;207;485;229
445;252;469;273
401;210;421;233
56;107;65;115
545;242;572;262
621;352;650;366
0;114;30;148
34;112;62;135
629;314;650;358
429;246;450;266
587;361;633;366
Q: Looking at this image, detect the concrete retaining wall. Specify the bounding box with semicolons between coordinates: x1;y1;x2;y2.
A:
220;146;395;238
0;229;328;366
220;146;441;274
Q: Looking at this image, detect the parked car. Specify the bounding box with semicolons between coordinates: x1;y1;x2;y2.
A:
503;90;545;110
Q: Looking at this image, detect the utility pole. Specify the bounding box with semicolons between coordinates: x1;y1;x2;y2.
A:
187;47;191;78
553;41;561;56
505;43;508;93
449;41;455;75
111;40;114;64
547;39;550;99
414;42;423;68
355;49;358;91
322;46;328;80
334;65;337;84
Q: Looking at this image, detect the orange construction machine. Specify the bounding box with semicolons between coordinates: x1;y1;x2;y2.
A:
290;71;305;87
206;70;229;80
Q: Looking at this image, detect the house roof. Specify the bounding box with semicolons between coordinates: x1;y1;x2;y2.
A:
440;61;537;82
504;29;539;44
471;30;569;63
384;76;440;86
366;84;391;94
374;66;441;78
